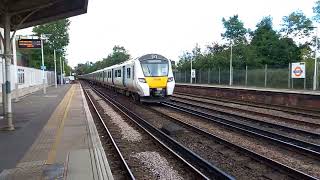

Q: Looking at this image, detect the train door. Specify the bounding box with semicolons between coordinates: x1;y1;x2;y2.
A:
102;71;105;83
122;66;126;87
112;69;114;85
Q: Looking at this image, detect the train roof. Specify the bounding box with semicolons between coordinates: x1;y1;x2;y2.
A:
84;53;168;75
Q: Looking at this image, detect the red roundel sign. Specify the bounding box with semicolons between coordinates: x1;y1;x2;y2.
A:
293;66;303;77
291;62;305;79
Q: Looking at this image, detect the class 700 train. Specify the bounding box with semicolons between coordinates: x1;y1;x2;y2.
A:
80;54;175;103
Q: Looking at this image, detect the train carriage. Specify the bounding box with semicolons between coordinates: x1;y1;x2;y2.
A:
80;54;175;103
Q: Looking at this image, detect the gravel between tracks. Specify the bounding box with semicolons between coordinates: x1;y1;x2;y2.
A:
152;106;320;178
132;151;183;180
97;99;142;142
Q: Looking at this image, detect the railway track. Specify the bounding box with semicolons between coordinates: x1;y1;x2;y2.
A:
162;101;320;160
83;85;135;179
170;96;320;143
88;81;320;179
146;105;318;180
83;82;233;179
174;92;320;122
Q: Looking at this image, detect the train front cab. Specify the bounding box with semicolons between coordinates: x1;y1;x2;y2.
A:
136;57;175;103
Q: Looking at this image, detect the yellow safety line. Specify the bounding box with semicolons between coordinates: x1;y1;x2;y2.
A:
46;85;75;164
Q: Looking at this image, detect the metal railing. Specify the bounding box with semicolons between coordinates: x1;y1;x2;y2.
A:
174;64;320;90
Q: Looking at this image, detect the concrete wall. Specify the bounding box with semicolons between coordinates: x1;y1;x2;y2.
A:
0;61;55;102
175;84;320;111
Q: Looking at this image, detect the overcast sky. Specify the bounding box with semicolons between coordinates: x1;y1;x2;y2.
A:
18;0;318;67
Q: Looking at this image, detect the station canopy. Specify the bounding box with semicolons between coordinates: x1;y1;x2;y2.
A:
0;0;88;30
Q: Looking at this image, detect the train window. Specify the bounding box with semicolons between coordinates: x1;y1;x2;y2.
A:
127;68;131;78
115;70;118;77
118;70;121;77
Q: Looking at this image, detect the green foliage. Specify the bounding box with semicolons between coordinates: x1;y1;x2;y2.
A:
221;15;247;44
177;15;304;71
313;1;320;22
74;45;131;75
26;19;70;73
281;10;313;39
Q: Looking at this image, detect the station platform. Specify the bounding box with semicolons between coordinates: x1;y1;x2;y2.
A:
176;83;320;95
175;83;320;110
0;83;113;180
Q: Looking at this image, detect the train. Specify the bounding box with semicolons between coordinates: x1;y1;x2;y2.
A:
80;54;175;102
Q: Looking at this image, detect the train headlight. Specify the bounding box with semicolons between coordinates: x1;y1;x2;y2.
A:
138;78;146;83
167;77;174;82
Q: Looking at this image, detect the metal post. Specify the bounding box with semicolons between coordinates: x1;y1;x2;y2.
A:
54;50;57;88
3;13;14;130
12;35;19;102
1;33;6;117
314;28;318;90
199;69;201;84
229;42;233;86
245;65;248;86
190;59;193;84
218;67;221;84
264;64;267;87
208;69;210;84
304;75;306;90
41;35;46;94
63;59;65;76
288;63;291;89
60;57;63;85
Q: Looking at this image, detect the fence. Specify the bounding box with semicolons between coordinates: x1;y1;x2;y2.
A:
174;63;320;90
0;62;55;92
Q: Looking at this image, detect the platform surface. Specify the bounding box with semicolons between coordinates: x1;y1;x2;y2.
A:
0;83;112;180
0;85;71;171
177;83;320;95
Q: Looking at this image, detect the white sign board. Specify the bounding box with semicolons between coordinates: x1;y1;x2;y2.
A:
191;69;196;78
291;62;306;78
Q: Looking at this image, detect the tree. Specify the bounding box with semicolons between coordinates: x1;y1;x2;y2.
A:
251;16;280;65
313;1;320;22
74;45;131;74
281;10;313;39
30;19;70;71
251;16;300;66
102;45;131;67
221;15;247;44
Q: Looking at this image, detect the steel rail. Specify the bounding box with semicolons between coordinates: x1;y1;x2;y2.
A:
83;85;136;180
162;102;320;160
173;93;320;129
171;97;320;138
174;92;320;119
89;84;234;180
147;106;318;180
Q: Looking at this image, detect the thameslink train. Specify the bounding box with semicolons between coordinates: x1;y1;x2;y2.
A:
80;54;175;102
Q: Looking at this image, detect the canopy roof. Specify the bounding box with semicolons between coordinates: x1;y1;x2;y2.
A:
0;0;88;30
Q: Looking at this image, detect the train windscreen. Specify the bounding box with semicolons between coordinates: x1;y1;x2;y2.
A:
141;59;169;77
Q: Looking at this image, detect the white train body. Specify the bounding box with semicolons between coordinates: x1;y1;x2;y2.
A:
81;54;175;102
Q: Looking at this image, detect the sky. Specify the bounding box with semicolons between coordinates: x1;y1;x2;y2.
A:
17;0;318;67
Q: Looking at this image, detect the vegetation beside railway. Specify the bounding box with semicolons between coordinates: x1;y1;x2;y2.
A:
177;1;320;71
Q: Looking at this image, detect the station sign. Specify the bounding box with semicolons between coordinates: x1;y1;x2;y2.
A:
18;39;41;49
291;62;305;78
191;69;196;78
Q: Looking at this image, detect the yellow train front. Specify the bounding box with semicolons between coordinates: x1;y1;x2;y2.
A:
133;54;175;102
